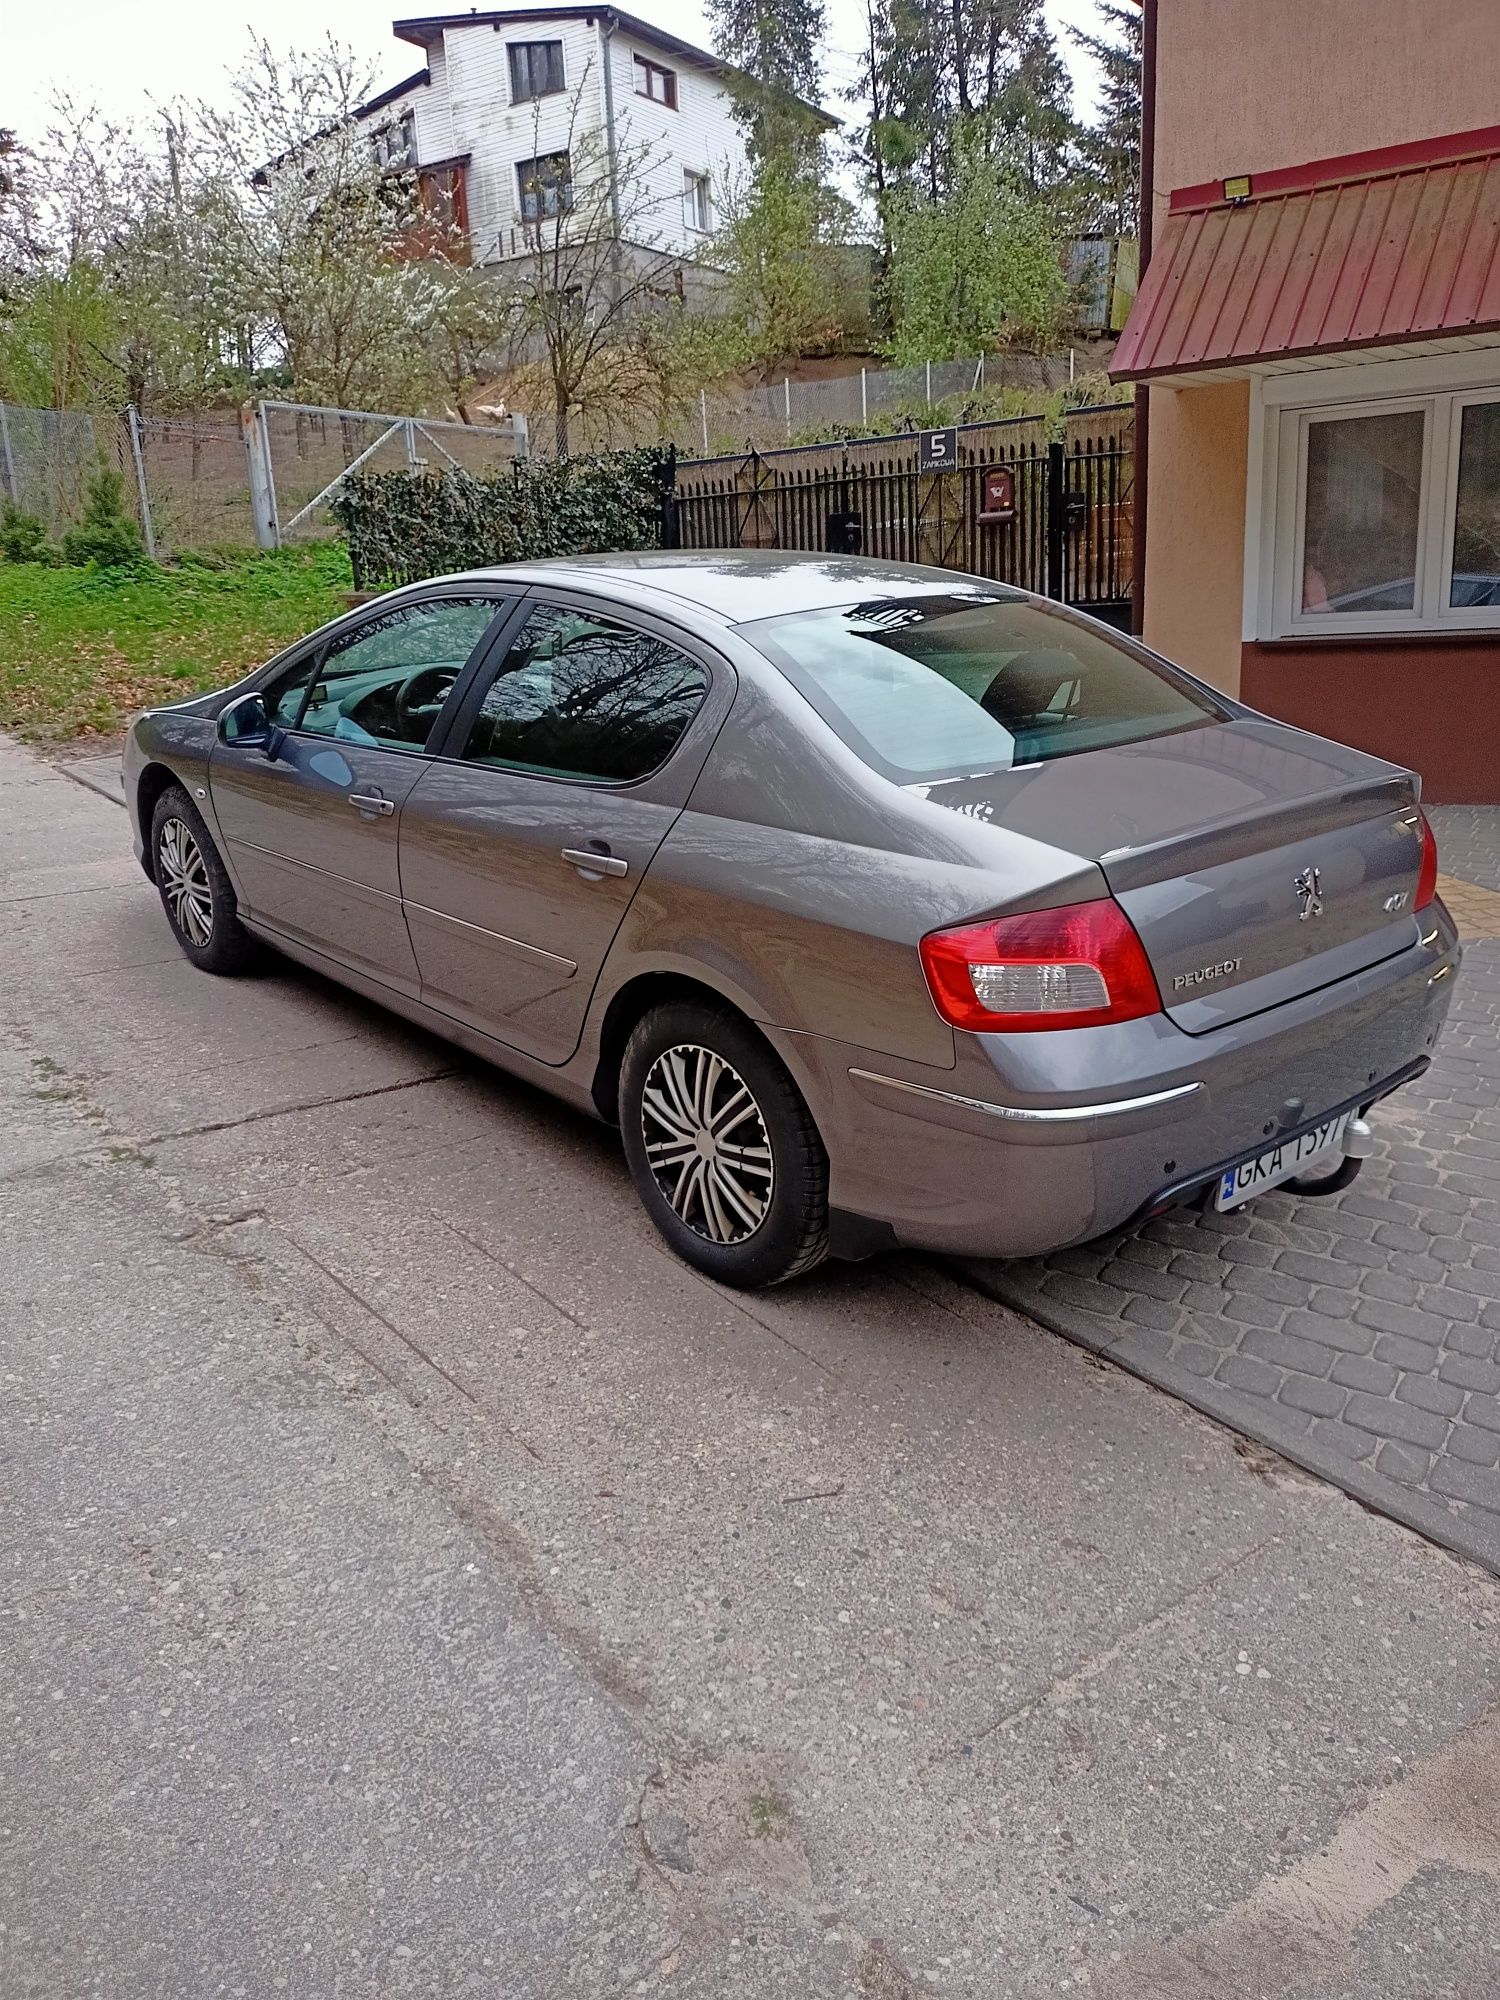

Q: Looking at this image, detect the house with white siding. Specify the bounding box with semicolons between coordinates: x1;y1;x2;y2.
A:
355;7;831;275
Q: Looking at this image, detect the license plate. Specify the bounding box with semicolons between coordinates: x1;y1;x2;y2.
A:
1214;1112;1352;1211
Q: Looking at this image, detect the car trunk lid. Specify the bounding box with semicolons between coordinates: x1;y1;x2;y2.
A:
913;718;1427;1032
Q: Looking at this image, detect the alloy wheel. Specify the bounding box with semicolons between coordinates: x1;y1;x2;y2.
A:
640;1042;774;1244
158;816;214;948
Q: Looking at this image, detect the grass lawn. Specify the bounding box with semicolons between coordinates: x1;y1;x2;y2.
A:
0;544;353;743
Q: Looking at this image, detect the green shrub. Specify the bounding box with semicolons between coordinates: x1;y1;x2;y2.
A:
329;446;676;589
60;467;147;569
0;501;57;564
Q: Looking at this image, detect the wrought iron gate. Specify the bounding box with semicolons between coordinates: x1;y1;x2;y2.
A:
669;408;1134;626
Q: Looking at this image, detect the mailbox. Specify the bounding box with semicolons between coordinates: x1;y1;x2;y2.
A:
825;508;863;555
978;465;1016;523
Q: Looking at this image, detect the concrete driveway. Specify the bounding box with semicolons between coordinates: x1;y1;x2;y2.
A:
4;735;1500;1999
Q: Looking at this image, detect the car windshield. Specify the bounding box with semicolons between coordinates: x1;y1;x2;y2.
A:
741;593;1226;786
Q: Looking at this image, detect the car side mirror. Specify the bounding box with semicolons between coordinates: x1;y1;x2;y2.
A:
219;690;285;760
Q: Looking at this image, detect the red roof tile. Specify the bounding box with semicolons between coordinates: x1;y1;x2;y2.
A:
1113;127;1500;380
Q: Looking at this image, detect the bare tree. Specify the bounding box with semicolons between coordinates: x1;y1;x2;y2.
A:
504;77;689;455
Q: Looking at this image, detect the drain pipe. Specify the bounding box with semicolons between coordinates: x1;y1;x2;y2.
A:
598;11;624;305
1130;0;1157;637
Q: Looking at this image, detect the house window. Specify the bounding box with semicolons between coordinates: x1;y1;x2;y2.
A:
1451;400;1500;609
682;169;711;233
1300;409;1425;616
634;54;678;108
372;109;417;171
509;40;565;103
1270;383;1500;634
517;151;573;225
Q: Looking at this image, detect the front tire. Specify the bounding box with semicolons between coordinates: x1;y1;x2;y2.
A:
619;1001;830;1289
149;784;255;975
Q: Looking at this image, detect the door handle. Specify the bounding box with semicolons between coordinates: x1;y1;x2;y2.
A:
349;792;395;817
562;847;629;879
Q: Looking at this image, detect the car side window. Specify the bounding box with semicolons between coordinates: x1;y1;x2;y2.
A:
294;597;506;752
251;651;321;728
457;604;710;783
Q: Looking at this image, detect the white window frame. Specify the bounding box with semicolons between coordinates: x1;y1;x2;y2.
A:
1250;349;1500;640
1276;395;1435;637
1437;389;1500;624
682;168;711;234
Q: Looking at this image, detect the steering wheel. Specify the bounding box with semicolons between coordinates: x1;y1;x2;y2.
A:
394;664;459;726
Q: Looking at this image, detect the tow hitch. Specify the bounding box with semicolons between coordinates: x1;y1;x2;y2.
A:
1285;1115;1375;1197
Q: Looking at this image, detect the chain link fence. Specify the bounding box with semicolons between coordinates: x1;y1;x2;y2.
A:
133;412;260;551
667;346;1116;458
248;400;528;545
0;402;136;535
2;354;1114;551
0;397;527;553
500;343;1119;463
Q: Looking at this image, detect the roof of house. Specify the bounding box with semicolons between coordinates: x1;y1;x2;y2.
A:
355;67;432;121
1113;125;1500;381
390;7;838;126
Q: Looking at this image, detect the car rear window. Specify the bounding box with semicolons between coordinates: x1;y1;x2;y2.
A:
741;593;1227;785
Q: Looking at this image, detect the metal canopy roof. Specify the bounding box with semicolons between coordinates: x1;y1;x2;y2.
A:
1112;126;1500;381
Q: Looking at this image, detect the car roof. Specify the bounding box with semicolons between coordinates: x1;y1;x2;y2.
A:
437;550;1023;626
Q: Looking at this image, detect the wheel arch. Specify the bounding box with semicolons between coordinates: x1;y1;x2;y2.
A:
588;968;822;1133
134;761;185;880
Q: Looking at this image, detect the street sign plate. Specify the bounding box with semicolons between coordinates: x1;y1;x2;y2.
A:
919;427;958;473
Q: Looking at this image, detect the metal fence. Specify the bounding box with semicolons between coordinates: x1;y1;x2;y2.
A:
133;411;260;551
506;345;1119;462
0;402;134;537
671;405;1134;620
244;399;528;547
672;346;1116;459
0;397;527;553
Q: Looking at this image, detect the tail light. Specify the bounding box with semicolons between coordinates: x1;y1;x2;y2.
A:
1415;810;1439;911
919;898;1163;1033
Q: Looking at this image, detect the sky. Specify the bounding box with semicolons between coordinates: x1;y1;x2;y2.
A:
7;0;1107;145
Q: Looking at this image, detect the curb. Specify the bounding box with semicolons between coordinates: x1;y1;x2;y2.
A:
60;760;127;808
961;1260;1500;1581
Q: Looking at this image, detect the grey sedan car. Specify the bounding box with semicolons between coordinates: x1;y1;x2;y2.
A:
124;553;1458;1287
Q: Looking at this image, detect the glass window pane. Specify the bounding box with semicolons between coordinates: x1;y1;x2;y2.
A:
263;653;317;727
509;41;563;102
741;594;1223;784
1301;409;1425;615
518;151;572;222
297;598;501;750
1452;400;1500;609
460;605;708;782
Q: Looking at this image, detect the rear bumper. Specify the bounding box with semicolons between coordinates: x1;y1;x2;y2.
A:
768;906;1460;1260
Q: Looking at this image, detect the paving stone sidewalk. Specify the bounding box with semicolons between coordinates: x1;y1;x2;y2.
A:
968;808;1500;1578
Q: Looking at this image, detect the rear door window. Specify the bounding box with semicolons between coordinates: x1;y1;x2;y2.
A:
742;593;1227;785
456;603;710;783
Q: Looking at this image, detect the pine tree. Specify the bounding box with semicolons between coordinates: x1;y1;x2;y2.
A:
858;0;1076;210
1069;0;1142;235
705;0;828;163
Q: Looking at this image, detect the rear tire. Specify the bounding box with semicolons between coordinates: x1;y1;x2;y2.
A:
620;1000;830;1289
149;784;256;976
